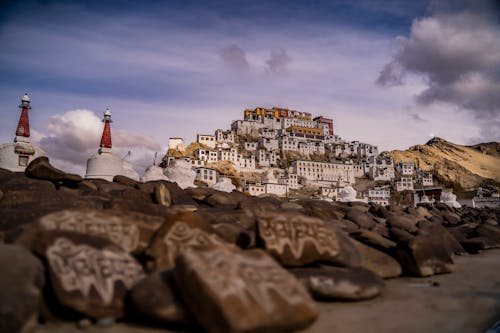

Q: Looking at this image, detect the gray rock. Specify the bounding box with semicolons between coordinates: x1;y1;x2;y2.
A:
34;231;145;318
442;212;461;226
0;244;45;333
291;266;385;301
213;223;255;249
345;210;376;229
418;223;466;256
174;246;318;333
37;209;164;255
25;156;82;187
257;212;361;267
128;271;188;325
386;215;419;233
95;317;115;328
351;239;402;279
145;211;226;271
112;175;140;188
474;224;500;248
75;318;92;329
396;235;455;277
350;229;397;251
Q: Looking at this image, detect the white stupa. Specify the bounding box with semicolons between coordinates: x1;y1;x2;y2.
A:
0;93;46;172
212;177;236;192
337;186;367;203
84;109;139;181
441;191;462;208
141;153;168;182
164;159;196;189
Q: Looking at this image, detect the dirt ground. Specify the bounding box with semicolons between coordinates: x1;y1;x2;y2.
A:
36;249;500;333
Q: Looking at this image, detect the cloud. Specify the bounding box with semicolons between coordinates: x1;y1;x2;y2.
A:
219;44;249;70
377;1;500;141
265;49;292;74
36;109;162;175
409;112;427;123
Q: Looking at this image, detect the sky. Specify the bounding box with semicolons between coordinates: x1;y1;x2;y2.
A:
0;0;499;175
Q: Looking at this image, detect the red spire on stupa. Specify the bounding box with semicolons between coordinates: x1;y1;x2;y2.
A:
16;93;31;138
99;108;113;149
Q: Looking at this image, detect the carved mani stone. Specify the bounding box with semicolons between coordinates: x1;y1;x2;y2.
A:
37;209;163;254
145;211;227;272
257;212;360;267
35;231;145;318
174;246;318;333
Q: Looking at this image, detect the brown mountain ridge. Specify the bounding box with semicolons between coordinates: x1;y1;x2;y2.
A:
386;137;500;192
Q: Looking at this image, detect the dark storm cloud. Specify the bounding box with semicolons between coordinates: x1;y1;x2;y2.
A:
377;0;500;141
266;49;292;74
220;44;249;70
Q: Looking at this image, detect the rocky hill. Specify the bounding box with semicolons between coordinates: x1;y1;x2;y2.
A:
387;137;500;192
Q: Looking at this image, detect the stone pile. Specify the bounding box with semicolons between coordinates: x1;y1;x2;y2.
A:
0;157;499;333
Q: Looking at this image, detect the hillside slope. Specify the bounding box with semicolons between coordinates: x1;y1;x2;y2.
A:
387;137;500;191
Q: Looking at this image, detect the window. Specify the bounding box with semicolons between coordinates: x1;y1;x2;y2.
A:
18;155;29;166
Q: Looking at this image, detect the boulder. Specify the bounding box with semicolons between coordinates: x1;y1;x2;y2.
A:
207;209;256;230
388;227;415;243
212;223;255;249
280;201;304;211
34;231;145;318
0;244;45;333
257;212;361;267
37;209;164;254
112;175;140;188
442;212;461;226
174;246;318;333
298;200;345;222
145;211;227;272
128;271;188;325
386;215;419;233
474;224;500;247
25;156;82;187
350;229;397;251
153;183;172;207
415;206;432;219
460;237;497;254
203;192;239;208
351;239;402;278
345;209;376;229
396;235;455;277
418;223;466;256
291;266;384;301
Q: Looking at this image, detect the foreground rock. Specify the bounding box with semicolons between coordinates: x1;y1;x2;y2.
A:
128;271;188;325
146;211;226;271
351;239;402;278
0;244;45;333
174;246;318;333
37;209;164;254
396;235;455;277
291;267;385;301
25;157;82;187
34;231;145;318
257;212;361;267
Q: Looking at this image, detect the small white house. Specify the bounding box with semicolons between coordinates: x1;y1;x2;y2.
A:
395;176;414;191
197;134;216;148
195;167;218;186
397;162;415;175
